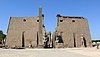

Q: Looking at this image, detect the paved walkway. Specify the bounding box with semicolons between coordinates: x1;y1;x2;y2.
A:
0;48;99;57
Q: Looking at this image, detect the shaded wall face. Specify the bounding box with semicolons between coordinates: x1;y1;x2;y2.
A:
56;17;91;48
6;17;38;47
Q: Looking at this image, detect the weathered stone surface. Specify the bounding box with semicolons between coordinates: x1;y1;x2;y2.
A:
53;14;92;48
6;6;46;48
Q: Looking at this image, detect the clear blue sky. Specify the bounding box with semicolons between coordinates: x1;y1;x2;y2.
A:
0;0;100;40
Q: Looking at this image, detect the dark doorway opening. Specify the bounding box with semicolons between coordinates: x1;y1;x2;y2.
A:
22;31;25;47
83;37;87;47
73;33;76;47
74;38;76;47
37;32;39;46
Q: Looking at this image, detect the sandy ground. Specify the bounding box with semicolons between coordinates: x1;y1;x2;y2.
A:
0;47;100;57
66;47;100;57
